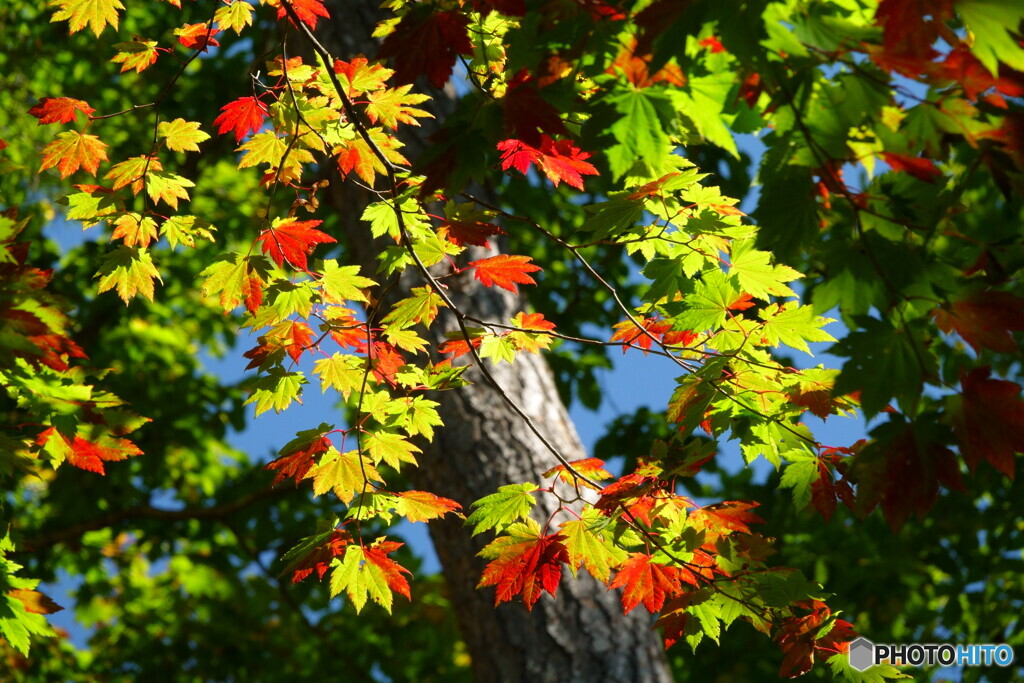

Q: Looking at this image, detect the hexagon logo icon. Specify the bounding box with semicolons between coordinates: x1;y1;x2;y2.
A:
849;637;875;672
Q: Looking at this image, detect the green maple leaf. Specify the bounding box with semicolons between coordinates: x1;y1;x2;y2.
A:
363;429;420;469
319;259;374;304
215;0;254;34
467;483;538;535
244;370;307;417
758;301;836;355
383;286;444;329
200;252;254;311
95;246;162;303
64;186;123;227
329;541;411;614
604;86;675;179
729;239;801;300
780;457;818;509
478;334;517;364
559;510;627;582
662;270;736;331
158;119;210;153
160;215;214;250
313;353;366;399
957;1;1024;75
306;447;382;503
145;171;194;210
48;0;124;37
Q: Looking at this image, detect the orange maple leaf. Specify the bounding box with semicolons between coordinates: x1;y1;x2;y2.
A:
39;131;108;178
28;97;95;125
609;554;683;614
469;254;541;293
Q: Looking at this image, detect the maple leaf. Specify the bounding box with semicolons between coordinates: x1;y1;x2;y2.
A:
610;317;697;354
949;367;1024;479
609;554;683;614
111;39;159;73
377;8;472;88
146;171;194;210
157;119;210;153
305;447;383;504
688;501;765;537
501;70;567;144
95;246;162;302
558;512;628;582
467;483;538;535
36;427;142;475
48;0;124;37
257;218;337;270
393;490;461;523
933;288;1024;353
497;136;599;190
314;353;366;399
212;97;269;143
265;431;333;485
319;259;374;304
39;131;109;178
276;0;331;30
881;152;942;182
28;97;95;125
282;527;351;583
330;540;411;614
478;522;569;610
104;155;162;195
851;421;965;531
215;0;254;34
111;213;158;248
8;590;63;616
775;601;858;678
438;217;505;248
472;0;526;17
366;85;433;129
470;254;541;294
542;457;613;487
175;23;220;51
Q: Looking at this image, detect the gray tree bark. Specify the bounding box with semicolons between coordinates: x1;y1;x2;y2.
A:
317;5;673;681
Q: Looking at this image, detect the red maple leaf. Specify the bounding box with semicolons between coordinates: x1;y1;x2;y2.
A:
363;540;413;602
289;528;352;583
478;532;569;610
28;97;95;125
873;0;954;63
438;217;506;248
497;136;599;190
377;8;472;88
941;46;1024;104
698;36;725;54
609;554;682;614
175;23;220;51
610;317;697;354
36;428;142;475
951;367;1024;479
933;289;1024;353
437;335;483;358
594;472;660;523
276;0;331;30
265;434;332;486
881;152;941;182
256;219;337;270
212;96;269;142
369;341;405;383
541;457;613;485
502;70;566;145
775;600;858;678
852;423;965;531
470;254;541;293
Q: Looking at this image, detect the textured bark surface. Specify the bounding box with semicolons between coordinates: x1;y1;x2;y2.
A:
318;5;673;681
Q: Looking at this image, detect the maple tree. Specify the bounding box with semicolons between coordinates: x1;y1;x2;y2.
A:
1;0;1023;681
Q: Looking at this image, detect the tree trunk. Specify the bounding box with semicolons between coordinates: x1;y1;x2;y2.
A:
317;5;673;682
